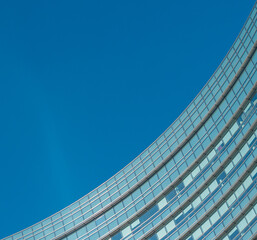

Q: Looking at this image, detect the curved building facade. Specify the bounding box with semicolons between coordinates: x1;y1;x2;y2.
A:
4;2;257;240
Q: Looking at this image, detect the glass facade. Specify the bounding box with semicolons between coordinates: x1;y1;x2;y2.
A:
3;2;257;240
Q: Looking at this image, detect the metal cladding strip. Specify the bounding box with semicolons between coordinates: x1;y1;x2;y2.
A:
53;40;257;240
100;82;257;240
176;155;257;240
213;189;257;240
137;116;257;240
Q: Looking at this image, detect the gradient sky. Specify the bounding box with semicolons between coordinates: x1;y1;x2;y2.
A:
0;0;255;238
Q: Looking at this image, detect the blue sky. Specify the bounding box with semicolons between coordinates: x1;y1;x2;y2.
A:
0;0;255;238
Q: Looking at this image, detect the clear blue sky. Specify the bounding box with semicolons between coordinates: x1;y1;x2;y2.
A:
0;0;255;238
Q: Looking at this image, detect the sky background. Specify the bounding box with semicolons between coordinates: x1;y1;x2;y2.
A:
0;0;255;238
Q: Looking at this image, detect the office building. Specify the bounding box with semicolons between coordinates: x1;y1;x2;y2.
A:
3;2;257;240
